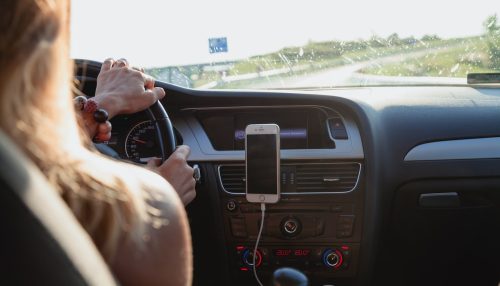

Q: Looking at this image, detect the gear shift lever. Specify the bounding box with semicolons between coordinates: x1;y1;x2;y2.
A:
272;267;308;286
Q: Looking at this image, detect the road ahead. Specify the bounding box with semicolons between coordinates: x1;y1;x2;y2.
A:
243;46;464;89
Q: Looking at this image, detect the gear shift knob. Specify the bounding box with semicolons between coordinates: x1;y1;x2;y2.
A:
272;267;308;286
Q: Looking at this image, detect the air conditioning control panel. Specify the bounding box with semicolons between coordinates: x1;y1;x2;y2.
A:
231;244;359;281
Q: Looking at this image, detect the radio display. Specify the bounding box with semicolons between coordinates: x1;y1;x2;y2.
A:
235;128;307;141
235;112;308;149
196;107;335;150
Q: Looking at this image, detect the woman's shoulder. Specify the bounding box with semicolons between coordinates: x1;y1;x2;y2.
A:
112;160;189;240
103;160;193;285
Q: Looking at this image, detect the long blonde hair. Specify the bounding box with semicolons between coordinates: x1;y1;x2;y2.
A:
0;0;152;262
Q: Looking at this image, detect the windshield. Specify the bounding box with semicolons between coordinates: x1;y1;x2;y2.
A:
71;0;500;89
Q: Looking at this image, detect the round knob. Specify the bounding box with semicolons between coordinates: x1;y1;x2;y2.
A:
243;248;262;268
322;249;343;269
281;217;301;237
226;200;237;212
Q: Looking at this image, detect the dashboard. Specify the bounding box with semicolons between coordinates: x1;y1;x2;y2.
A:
105;105;363;162
77;61;500;286
107;106;364;285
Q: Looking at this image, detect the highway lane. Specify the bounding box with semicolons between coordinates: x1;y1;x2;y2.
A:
242;46;463;89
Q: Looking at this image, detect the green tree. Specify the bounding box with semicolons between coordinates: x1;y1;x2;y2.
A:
369;35;387;48
387;33;401;46
484;14;500;69
421;34;440;42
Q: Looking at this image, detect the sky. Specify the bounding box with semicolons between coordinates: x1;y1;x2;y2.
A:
70;0;499;68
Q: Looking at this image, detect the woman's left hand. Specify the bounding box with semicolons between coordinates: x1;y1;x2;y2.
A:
93;58;166;119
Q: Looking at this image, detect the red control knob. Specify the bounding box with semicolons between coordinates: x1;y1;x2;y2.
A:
243;248;262;268
322;249;343;269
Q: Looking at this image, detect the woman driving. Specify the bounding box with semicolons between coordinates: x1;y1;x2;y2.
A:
0;0;193;285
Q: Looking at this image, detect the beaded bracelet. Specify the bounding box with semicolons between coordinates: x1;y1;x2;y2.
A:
73;96;109;123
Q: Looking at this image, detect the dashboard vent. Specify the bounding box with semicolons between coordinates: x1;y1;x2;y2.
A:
219;165;246;194
295;163;360;193
218;163;361;194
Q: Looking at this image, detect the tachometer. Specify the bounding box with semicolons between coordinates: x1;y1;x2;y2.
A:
125;121;160;163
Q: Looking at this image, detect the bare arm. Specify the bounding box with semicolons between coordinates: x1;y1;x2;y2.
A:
110;168;192;286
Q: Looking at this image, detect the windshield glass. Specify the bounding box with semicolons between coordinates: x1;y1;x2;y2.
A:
71;0;500;89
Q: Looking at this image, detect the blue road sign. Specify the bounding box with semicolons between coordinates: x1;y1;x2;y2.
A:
209;37;228;53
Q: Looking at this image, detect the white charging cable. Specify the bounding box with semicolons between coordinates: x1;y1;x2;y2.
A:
253;203;266;286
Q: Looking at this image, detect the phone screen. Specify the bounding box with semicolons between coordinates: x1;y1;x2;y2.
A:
246;134;278;195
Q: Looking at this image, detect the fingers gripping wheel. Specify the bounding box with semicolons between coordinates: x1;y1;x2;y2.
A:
73;59;176;162
146;101;177;162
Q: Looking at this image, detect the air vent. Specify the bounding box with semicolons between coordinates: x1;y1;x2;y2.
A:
295;163;360;193
219;165;245;194
218;163;361;194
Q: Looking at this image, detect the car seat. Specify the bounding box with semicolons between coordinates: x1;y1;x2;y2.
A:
0;130;116;285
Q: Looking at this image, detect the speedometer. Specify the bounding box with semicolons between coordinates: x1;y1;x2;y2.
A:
125;121;160;163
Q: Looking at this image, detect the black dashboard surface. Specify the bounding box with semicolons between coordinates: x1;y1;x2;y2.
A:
161;85;500;286
77;61;500;286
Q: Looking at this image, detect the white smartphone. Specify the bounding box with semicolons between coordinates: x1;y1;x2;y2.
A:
245;124;281;204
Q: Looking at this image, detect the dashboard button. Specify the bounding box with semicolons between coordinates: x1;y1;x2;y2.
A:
315;219;325;236
284;220;298;234
338;215;355;224
281;217;302;237
328;118;345;129
242;248;263;267
322;249;343;269
328;118;349;140
331;128;348;140
230;217;248;238
331;205;344;212
336;231;352;238
226;200;237;212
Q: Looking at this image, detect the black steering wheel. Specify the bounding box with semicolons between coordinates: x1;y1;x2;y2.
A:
146;100;176;162
74;59;176;162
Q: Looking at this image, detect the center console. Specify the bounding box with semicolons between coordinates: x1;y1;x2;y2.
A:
175;105;365;285
218;161;364;285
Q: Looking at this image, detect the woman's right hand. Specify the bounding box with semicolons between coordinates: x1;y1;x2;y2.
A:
146;145;197;206
93;58;166;119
